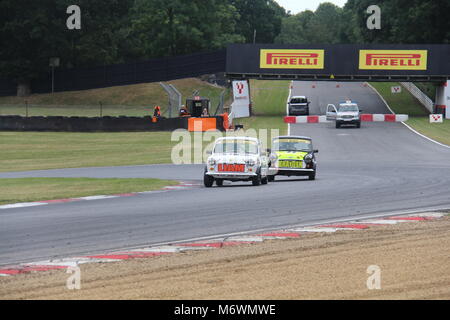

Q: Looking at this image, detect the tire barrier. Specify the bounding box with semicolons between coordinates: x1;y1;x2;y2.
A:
0;116;225;132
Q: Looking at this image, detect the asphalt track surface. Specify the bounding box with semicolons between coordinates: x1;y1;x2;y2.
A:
1;81;450;266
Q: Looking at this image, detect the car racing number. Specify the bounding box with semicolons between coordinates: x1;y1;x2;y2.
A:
278;160;303;168
218;163;245;172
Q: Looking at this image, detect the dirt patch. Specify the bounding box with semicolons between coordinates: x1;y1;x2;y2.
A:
1;216;449;300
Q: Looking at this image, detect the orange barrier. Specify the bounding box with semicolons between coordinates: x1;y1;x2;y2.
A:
188;117;217;132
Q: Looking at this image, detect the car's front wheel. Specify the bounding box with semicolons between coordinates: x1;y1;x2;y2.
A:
252;173;262;186
308;171;316;180
204;173;214;187
216;179;224;187
268;175;275;182
261;176;268;185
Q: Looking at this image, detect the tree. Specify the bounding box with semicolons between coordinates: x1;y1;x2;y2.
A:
228;0;286;43
275;11;315;44
275;3;343;44
129;0;244;58
0;0;134;96
342;0;450;44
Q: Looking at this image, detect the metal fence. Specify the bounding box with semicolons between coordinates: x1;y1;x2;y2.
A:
159;83;229;118
0;50;227;96
213;89;227;116
400;82;434;113
159;83;182;118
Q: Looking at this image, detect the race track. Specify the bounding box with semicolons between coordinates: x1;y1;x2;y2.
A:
1;81;450;266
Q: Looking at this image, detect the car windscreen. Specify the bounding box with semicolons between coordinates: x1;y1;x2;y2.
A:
214;140;258;155
338;105;359;112
290;98;307;104
272;138;312;152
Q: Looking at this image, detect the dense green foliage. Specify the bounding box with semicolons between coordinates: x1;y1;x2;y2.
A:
0;1;133;83
0;0;448;94
276;3;344;44
0;0;285;92
277;0;450;44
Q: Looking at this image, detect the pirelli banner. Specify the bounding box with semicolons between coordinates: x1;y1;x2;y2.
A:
226;44;450;80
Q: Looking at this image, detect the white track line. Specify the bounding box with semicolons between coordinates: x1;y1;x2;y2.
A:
0;202;47;210
401;121;450;149
408;212;445;218
0;183;197;211
228;236;265;242
356;219;400;225
290;227;338;233
76;195;119;201
25;257;119;266
124;246;185;253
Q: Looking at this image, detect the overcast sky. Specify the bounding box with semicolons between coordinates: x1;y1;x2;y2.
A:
275;0;348;14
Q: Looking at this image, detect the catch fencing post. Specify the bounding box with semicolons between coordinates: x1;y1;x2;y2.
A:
160;82;182;118
169;84;182;115
214;90;226;116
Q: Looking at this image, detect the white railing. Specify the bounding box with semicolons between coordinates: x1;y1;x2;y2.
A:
400;82;434;113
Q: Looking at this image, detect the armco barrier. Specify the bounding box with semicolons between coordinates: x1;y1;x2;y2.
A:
0;116;225;132
284;114;408;124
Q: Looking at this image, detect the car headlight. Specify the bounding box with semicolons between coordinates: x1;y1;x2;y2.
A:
246;159;256;166
207;158;216;165
269;153;278;162
304;153;313;162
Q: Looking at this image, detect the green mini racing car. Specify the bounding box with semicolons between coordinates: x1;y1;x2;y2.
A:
267;136;318;181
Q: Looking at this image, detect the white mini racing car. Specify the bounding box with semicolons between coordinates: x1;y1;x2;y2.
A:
204;137;269;187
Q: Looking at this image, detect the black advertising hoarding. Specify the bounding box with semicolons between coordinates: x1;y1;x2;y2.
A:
226;44;450;81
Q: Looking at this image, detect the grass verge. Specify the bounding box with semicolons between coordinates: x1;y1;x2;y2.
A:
369;82;429;116
0;80;288;173
0;178;177;205
404;117;450;146
248;80;290;116
0;131;175;172
415;82;437;101
370;82;450;146
238;116;287;132
0;78;229;117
